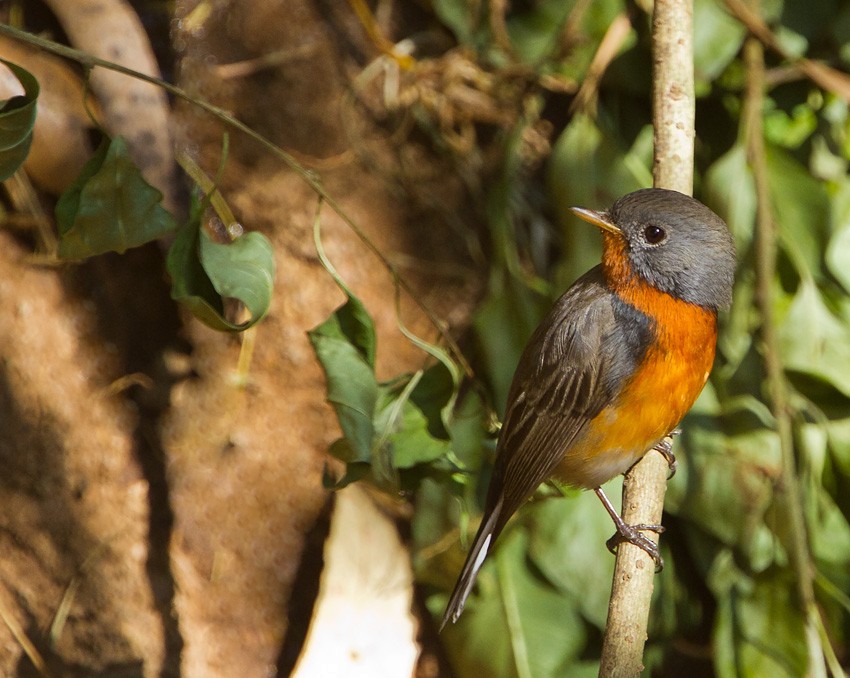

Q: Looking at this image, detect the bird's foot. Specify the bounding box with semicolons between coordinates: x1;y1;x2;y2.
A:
654;429;681;479
594;487;665;571
605;523;665;572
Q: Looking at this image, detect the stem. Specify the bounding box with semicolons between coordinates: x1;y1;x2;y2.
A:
0;22;473;379
742;21;825;675
599;1;694;674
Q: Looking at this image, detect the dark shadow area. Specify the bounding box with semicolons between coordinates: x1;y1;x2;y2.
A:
69;245;186;677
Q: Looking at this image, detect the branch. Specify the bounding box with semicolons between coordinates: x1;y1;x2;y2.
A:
599;0;694;674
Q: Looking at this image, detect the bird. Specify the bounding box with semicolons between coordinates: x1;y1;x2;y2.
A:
441;187;736;628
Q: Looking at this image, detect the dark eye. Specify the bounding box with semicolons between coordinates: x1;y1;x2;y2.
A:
643;224;666;244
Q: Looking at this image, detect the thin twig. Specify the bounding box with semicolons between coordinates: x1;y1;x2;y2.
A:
599;1;694;675
0;23;474;379
742;18;827;676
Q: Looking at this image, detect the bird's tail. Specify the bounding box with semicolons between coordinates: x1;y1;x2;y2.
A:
440;496;504;630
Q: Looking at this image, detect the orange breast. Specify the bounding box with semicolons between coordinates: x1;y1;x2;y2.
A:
555;234;718;489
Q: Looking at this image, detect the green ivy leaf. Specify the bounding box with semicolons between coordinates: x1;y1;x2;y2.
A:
167;206;275;331
308;297;379;463
56;137;177;259
376;385;453;469
0;59;38;181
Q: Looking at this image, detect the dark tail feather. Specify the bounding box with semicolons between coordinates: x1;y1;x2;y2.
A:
440;497;504;630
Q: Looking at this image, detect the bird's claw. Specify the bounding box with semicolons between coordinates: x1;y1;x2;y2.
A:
605;523;665;572
654;429;681;480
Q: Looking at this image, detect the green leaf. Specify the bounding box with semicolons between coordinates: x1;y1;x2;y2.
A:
56;137;177;259
825;179;850;294
703;144;756;254
693;0;747;85
312;210;376;368
779;279;850;397
0;59;38;181
527;486;619;629
547;114;651;286
506;0;577;64
671;426;780;570
167;206;275;331
766;145;831;280
441;529;586;678
809;486;850;567
308;302;380;463
713;570;809;678
473;272;548;413
198;229;275;324
375;374;451;469
764;104;817;149
432;0;479;47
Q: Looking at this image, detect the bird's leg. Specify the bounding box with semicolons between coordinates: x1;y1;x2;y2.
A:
594;487;664;571
653;428;681;479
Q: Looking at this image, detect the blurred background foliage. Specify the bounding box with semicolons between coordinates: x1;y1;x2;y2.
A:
316;0;850;675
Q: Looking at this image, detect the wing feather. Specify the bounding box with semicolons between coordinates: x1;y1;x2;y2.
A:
487;266;637;533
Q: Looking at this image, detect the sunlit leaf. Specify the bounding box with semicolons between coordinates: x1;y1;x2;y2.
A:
0;59;38;181
56;137;177;259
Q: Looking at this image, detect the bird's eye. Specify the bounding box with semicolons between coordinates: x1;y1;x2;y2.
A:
643;224;666;244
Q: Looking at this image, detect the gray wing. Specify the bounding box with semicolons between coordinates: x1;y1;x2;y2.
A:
488;266;651;533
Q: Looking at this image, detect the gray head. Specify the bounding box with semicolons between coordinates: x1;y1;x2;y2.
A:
573;188;737;310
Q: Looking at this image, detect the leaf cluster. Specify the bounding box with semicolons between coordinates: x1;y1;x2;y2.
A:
310;0;850;675
0;63;274;331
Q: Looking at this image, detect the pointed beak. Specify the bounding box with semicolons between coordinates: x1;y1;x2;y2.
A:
570;207;622;235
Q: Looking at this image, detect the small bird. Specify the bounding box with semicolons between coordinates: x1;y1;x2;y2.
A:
442;188;736;628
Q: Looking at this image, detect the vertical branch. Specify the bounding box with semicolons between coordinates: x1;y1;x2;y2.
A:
599;1;694;675
742;12;825;674
651;0;695;194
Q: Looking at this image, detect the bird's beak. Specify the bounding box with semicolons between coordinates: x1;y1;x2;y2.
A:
570;207;622;235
